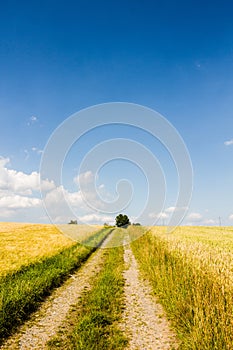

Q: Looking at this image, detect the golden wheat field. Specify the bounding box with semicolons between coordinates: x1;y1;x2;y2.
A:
150;226;233;288
130;226;233;348
0;222;101;276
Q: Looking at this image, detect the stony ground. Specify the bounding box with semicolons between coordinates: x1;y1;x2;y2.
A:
119;239;178;350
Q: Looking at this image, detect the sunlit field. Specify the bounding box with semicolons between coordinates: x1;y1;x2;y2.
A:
0;223;102;276
150;226;233;287
1;223;233;348
131;226;233;349
58;224;102;244
0;223;111;342
0;223;73;276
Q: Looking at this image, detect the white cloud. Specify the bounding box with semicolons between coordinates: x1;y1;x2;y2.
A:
0;157;10;167
165;206;188;213
78;213;114;224
45;186;84;208
187;212;202;221
43;186;89;224
224;139;233;146
165;206;176;213
43;180;118;224
0;157;54;195
0;195;41;209
44;182;107;221
73;170;108;208
42;184;115;224
149;212;168;219
0;158;111;223
74;170;95;186
0;156;55;220
229;214;233;221
66;191;84;207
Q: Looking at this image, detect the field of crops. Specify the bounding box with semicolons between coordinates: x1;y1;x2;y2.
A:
1;223;233;349
151;226;233;286
131;226;233;349
0;223;111;343
0;223;102;276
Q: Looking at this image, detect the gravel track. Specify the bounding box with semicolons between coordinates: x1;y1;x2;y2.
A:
120;241;178;350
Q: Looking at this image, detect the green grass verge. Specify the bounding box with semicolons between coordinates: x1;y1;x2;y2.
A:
131;232;233;350
47;234;127;349
0;227;112;343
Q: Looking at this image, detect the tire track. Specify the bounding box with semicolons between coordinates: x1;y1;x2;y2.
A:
120;240;179;350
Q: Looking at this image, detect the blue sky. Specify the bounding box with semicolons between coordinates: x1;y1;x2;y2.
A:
1;0;233;225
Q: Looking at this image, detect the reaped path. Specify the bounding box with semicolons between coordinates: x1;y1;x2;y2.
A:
0;234;113;350
120;240;178;350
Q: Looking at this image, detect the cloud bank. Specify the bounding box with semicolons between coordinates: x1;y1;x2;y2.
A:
224;139;233;146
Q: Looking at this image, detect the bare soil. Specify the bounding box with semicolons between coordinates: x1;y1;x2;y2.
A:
119;241;179;350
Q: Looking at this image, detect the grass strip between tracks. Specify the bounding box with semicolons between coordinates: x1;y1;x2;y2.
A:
47;232;127;350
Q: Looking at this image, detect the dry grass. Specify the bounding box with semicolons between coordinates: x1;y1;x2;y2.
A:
150;226;233;288
131;226;233;349
58;224;102;244
0;222;101;276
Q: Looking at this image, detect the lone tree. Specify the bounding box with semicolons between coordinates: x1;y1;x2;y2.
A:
115;214;130;228
68;219;78;225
